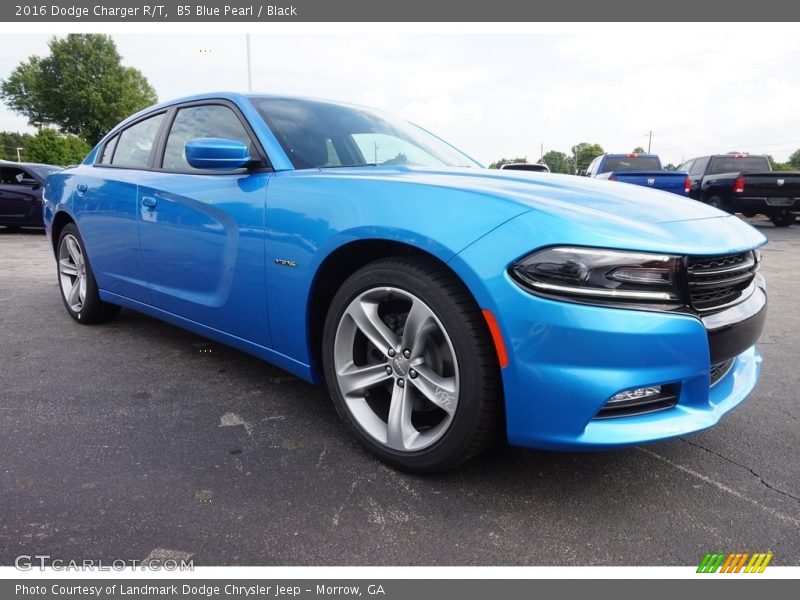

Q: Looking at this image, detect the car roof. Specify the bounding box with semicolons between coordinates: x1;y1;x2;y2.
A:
0;160;61;169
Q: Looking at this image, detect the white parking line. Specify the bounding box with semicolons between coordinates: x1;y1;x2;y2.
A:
637;446;800;528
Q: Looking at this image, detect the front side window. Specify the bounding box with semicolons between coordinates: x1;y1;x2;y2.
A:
0;166;30;185
252;97;480;170
162;104;253;171
111;113;165;169
690;157;709;176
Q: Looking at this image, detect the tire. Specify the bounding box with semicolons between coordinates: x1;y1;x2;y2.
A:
707;196;733;213
322;256;502;472
770;210;796;228
56;223;121;324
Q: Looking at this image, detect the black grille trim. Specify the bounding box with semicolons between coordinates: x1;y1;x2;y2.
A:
710;359;734;386
686;252;758;313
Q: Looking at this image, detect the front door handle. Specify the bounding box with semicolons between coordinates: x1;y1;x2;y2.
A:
76;183;88;194
141;196;158;210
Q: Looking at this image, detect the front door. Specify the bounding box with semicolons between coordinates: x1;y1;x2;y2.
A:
136;102;271;346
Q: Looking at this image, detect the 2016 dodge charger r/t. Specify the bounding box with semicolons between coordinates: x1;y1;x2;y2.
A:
43;93;768;472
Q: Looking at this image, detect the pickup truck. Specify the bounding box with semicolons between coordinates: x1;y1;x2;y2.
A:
679;154;799;227
584;153;690;196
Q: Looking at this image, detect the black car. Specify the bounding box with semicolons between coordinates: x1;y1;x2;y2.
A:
0;161;62;229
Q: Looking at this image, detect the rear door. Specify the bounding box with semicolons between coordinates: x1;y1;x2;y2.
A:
72;112;166;304
136;101;272;345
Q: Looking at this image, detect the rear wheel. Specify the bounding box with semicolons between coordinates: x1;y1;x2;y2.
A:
57;223;120;324
322;257;501;472
770;210;796;227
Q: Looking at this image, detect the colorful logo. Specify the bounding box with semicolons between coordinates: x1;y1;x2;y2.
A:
697;552;773;573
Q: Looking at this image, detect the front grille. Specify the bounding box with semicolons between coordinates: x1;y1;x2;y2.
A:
710;359;734;386
686;251;758;312
594;384;680;420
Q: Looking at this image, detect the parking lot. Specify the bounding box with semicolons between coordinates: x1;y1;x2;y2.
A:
1;220;798;566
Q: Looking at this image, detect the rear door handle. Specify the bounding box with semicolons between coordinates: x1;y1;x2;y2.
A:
141;196;158;210
76;183;88;194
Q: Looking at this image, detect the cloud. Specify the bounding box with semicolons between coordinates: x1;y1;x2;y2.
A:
1;29;799;163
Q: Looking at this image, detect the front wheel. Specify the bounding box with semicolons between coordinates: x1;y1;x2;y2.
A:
57;223;120;323
770;210;796;227
322;257;501;472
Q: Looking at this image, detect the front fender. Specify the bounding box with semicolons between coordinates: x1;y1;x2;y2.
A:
263;170;529;367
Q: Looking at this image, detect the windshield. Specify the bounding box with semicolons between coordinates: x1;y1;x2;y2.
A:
28;165;62;179
599;156;661;173
708;156;771;175
251;97;480;170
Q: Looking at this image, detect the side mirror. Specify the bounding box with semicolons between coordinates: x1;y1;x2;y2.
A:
19;177;41;189
185;138;253;170
579;170;587;176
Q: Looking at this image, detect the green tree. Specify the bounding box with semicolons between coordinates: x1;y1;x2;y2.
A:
1;34;157;146
632;146;646;154
788;149;800;169
488;157;527;169
570;142;604;174
541;150;571;174
0;131;34;161
23;128;90;165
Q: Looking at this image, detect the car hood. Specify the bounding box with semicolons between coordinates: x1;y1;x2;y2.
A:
318;166;722;225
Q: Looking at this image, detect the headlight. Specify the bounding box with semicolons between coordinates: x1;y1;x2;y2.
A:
510;246;683;303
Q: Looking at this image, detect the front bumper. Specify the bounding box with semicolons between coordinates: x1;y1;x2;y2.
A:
491;277;765;451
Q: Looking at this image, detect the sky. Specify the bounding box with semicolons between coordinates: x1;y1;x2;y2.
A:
2;26;800;166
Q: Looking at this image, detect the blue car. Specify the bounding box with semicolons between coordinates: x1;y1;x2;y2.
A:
44;93;767;472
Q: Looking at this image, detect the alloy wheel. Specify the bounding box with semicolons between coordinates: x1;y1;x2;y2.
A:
58;234;87;313
333;286;460;452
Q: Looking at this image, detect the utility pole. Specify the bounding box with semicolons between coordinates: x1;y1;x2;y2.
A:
540;142;544;162
646;130;653;154
15;147;23;162
246;34;253;92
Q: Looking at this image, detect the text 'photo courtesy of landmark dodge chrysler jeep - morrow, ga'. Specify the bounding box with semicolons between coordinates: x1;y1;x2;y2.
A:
43;93;768;472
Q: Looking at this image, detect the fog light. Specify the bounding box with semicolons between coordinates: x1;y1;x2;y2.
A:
607;386;661;404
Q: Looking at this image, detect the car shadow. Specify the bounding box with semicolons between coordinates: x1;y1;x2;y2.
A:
0;226;46;235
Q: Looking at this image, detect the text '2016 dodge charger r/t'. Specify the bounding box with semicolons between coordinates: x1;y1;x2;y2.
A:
43;93;768;472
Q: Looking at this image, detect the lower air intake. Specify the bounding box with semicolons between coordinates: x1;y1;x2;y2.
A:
594;384;680;419
710;359;734;386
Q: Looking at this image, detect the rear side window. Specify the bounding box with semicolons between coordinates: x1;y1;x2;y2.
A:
98;135;118;165
162;104;252;172
111;113;165;169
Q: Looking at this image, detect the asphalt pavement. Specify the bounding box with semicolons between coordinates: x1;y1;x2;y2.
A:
1;220;798;566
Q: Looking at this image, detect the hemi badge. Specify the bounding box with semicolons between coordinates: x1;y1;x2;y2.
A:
274;258;297;267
